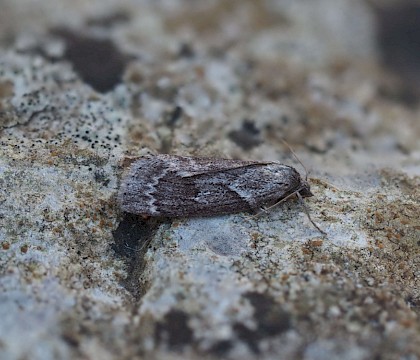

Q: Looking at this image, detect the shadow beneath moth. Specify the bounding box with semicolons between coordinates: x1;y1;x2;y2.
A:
118;154;325;235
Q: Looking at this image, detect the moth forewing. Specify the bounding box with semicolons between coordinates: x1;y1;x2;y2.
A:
118;155;313;218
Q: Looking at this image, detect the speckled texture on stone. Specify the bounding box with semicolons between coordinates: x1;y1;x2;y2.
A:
1;1;419;360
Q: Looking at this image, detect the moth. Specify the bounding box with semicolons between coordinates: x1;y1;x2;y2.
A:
118;155;325;232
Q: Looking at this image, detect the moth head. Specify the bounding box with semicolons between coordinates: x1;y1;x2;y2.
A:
298;180;313;198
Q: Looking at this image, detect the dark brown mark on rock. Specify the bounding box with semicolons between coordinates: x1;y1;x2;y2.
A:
178;42;195;58
52;29;129;93
375;3;420;105
155;310;194;350
165;105;183;126
234;292;291;353
209;340;233;356
86;11;130;27
228;119;262;150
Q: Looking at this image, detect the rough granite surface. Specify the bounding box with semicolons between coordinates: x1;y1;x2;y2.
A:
0;1;419;359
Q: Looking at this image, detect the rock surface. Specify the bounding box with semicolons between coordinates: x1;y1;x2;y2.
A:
0;1;419;359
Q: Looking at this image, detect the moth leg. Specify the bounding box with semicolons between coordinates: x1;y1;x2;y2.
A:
296;193;327;236
258;206;270;215
246;206;269;220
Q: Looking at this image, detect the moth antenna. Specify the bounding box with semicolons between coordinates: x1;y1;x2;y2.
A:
296;192;327;236
280;139;309;180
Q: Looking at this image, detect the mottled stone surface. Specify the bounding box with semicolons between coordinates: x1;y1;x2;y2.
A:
0;1;419;359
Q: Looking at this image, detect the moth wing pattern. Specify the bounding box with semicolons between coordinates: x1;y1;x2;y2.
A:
119;154;305;217
159;154;272;177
